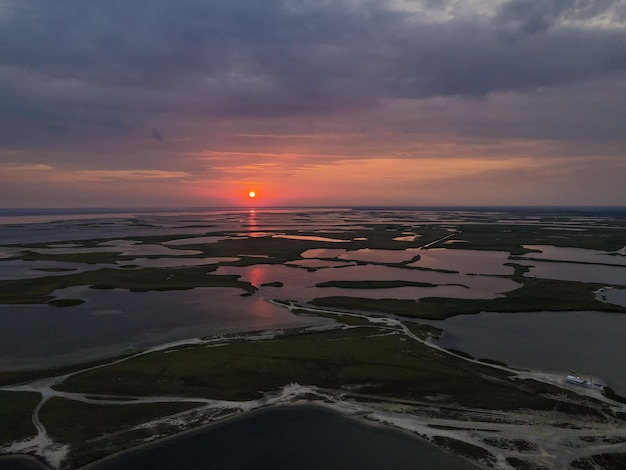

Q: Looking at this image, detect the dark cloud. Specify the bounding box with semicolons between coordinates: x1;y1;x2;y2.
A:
496;0;618;33
1;0;625;146
150;129;164;141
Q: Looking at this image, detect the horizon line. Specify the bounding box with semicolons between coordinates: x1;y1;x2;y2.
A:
2;205;626;213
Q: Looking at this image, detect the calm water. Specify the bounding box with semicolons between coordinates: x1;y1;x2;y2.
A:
0;456;50;470
430;311;626;394
521;261;626;284
0;287;324;370
520;245;626;266
216;263;520;301
1;207;624;386
600;287;626;308
88;406;474;470
409;248;514;275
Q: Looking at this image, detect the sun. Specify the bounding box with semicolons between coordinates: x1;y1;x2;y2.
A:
248;191;256;198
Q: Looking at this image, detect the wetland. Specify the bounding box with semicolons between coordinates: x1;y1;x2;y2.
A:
0;207;625;469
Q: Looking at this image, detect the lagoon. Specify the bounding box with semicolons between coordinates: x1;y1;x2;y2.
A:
430;310;626;394
87;406;474;470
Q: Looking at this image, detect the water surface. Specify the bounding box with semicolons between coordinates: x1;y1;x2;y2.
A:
521;261;626;285
88;406;474;470
217;263;520;301
430;311;626;394
0;287;324;371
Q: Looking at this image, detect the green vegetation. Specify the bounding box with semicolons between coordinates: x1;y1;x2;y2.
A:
0;268;256;304
505;457;540;469
311;297;437;318
437;222;626;253
0;355;137;388
39;398;201;468
47;298;85;307
431;436;496;466
571;452;626;470
20;251;124;265
0;391;40;442
340;226;450;250
40;398;200;444
483;438;537;452
311;277;626;320
165;236;351;263
56;326;556;410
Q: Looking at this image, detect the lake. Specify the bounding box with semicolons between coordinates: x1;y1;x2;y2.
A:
86;405;474;470
0;287;325;371
429;310;626;394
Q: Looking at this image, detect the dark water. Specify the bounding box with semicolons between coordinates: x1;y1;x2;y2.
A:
431;311;626;394
88;406;474;470
0;288;323;371
0;456;50;470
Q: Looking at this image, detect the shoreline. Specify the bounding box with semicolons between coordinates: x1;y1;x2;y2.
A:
81;402;480;470
0;454;53;470
2;304;625;468
0;301;329;375
81;403;275;469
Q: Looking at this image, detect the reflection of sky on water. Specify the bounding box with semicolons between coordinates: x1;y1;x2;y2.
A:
216;263;519;301
521;261;626;285
339;248;421;264
2;207;625;379
286;259;356;269
520;245;626;266
0;259;96;280
0;248;22;259
301;248;347;259
393;235;417;241
303;247;515;277
409;249;513;276
597;288;626;307
0;287;325;371
496;244;626;285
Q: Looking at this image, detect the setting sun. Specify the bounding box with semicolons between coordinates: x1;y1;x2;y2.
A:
248;191;256;198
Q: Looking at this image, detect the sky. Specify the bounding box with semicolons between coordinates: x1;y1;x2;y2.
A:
1;0;625;208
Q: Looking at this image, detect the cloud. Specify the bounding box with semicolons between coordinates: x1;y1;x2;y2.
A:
0;163;54;172
70;169;189;181
2;0;625;129
495;0;620;33
0;0;625;207
0;164;189;183
150;129;164;141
